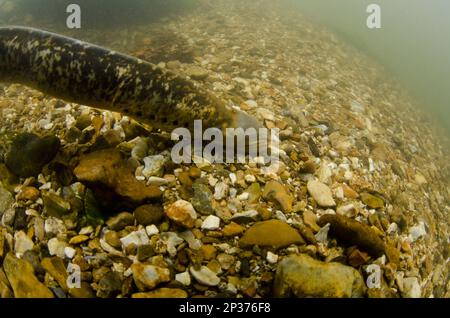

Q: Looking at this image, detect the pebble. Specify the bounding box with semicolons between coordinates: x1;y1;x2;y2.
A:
408;222;427;242
214;182;229;200
303;210;320;232
69;235;90;245
222;222;246;237
5;133;60;177
201;215;221;231
336;204;357;217
142;154;167;178
307;180;336;207
402;277;422;298
348;248;371;267
266;251;279;264
130;137;149;160
160;232;184;256
0;185;13;215
131;263;171;291
14;231;34;257
44;217;66;235
190;266;221;286
41;257;70;292
245;183;261;204
217;253;235;270
17;186;40;201
230;210;259;223
104;231;122;249
274;254;366;297
360;192;385;209
262;181;293;213
165;200;197;229
120;229;150;249
175;271;191;286
3;253;54;298
64;247;76;259
42;191;71;218
106;212;135;231
185;65;209;80
315;223;330;243
47;238;67;258
318;214;399;264
178;230;202;250
146;224;159;236
74;149;161;209
239;220;305;249
134;204;164;226
191;182;214;215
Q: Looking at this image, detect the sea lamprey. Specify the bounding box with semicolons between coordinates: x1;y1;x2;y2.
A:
0;26;260;131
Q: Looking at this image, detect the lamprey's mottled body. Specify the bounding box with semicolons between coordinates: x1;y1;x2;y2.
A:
0;26;260;131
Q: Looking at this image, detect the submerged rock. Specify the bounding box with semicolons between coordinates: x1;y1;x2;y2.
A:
190;266;220;286
262;181;293;213
6;133;60;177
134;204;164;226
318;214;399;264
307;180;336;207
3;253;54;298
42;191;71;218
165;200;198;229
131;263;171;291
106;212;135;231
74;149;162;210
239;219;304;249
191;182;214;215
273;254;366;298
0;184;13;216
360;192;385;209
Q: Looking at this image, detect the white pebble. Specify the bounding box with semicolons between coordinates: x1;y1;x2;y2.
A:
266;251;279;264
120;229;149;248
201;215;221;231
14;231;34;257
64;247;76;259
48;238;67;258
237;192;249;201
175;271;191;286
145;224;159;236
190;266;220;286
229;173;237;185
244;174;256;183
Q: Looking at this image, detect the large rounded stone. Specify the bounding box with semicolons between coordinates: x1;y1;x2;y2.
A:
274;254;366;298
239;219;305;249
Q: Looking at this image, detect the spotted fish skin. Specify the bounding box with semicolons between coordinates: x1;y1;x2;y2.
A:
0;26;259;131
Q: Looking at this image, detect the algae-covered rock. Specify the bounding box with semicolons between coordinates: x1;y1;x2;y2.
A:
273;254;366;298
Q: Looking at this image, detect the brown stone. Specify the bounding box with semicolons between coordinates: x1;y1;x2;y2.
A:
74;149;162;210
239;220;304;249
262;181;293;213
134;204;164;226
17;186;40;201
318;214;399;264
3;253;54;298
222;222;246;237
